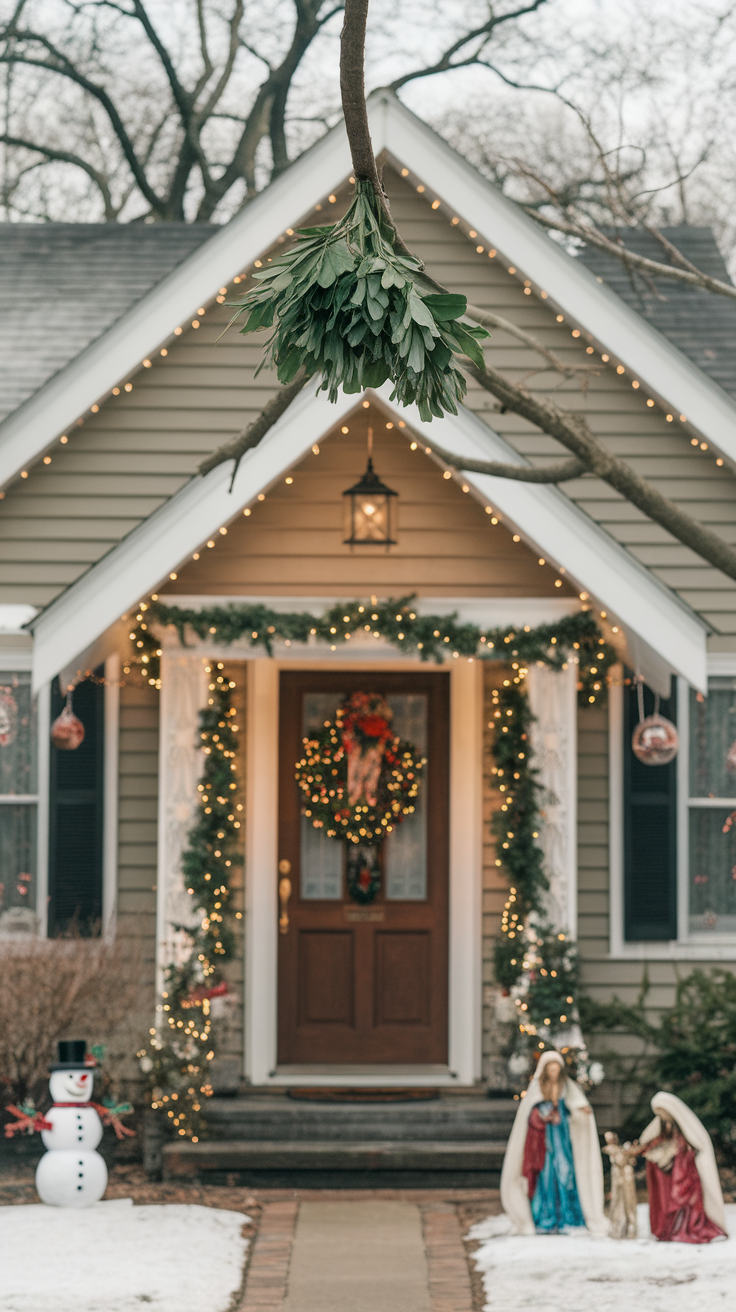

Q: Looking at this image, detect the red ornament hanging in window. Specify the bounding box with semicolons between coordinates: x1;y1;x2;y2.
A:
50;692;85;751
630;678;678;766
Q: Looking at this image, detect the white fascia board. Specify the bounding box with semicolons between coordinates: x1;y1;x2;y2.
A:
0;124;356;491
375;387;708;691
380;97;736;460
29;381;354;690
31;377;706;692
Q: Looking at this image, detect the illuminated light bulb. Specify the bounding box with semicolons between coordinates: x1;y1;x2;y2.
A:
401;167;409;176
512;534;520;542
43;456;51;464
328;194;337;203
469;229;477;238
254;260;263;268
485;506;492;514
524;287;531;294
554;579;562;587
508;266;516;274
443;470;452;479
193;552;199;560
451;216;459;224
341;425;349;433
257;493;265;500
540;289;547;297
174;326;183;334
417;184;425;193
462;484;469;493
363;502;376;517
410;441;417;450
192;319;200;328
170;572;177;580
476;245;484;253
632;380;639;389
601;353;609;362
700;441;708;450
646;399;655;407
398;421;406;428
666;414;673;422
20;470;28;478
717;458;724;467
680;414;687;422
489;249;497;258
431;199;440;209
362;400;370;408
538;558;545;565
112;387;120;396
60;435;68;443
556;314;564;322
571;329;580;338
285;476;293;484
691;437;699;446
386;422;393;429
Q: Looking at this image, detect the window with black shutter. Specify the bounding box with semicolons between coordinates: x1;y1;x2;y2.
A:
48;675;104;935
623;674;677;941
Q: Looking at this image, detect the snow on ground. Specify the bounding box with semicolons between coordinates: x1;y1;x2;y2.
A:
469;1204;736;1312
0;1198;250;1312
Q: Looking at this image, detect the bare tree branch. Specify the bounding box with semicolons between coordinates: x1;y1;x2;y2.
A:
427;443;588;483
458;353;736;582
0;131;115;217
198;371;309;481
465;302;599;378
388;1;551;93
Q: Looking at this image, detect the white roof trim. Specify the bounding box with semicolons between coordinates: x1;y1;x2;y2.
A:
30;384;707;693
5;92;736;493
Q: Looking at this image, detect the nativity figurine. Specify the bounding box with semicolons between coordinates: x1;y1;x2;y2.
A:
500;1049;607;1236
639;1091;727;1244
602;1131;639;1239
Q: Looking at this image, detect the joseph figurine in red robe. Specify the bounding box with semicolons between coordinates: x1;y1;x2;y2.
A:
639;1092;727;1244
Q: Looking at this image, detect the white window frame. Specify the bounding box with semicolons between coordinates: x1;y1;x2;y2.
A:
0;648;43;934
609;658;736;960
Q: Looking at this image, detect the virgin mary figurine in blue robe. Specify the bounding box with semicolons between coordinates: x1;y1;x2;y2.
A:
500;1050;608;1236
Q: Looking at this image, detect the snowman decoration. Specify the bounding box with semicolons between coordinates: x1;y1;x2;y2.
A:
5;1039;134;1207
34;1040;109;1207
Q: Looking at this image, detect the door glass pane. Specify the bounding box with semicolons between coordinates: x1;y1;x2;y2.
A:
0;671;37;796
300;693;344;899
689;680;736;798
385;694;428;901
689;807;736;934
0;803;37;935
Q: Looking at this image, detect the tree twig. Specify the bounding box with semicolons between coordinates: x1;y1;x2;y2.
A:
427;442;588;483
198;371;309;482
465;303;599;377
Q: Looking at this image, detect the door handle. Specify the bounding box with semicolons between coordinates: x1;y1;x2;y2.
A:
278;860;292;934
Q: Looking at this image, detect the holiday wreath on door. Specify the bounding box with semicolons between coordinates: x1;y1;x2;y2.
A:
294;691;425;903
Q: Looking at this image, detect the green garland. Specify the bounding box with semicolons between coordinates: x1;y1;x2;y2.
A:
125;595;616;707
139;663;242;1141
125;595;617;1104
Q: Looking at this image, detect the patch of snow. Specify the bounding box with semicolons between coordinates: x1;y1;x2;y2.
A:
471;1203;736;1312
0;1199;250;1312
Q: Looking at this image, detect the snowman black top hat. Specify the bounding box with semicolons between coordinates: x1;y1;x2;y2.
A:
50;1040;92;1071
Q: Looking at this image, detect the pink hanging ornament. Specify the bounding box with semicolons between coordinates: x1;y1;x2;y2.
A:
726;740;736;774
50;693;85;751
0;688;18;748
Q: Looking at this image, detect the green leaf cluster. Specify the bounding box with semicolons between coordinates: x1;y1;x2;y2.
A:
225;181;489;422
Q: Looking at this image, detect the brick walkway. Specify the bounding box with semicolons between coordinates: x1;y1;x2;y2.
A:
235;1191;486;1310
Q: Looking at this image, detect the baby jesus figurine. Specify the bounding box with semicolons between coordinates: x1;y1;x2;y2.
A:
603;1131;639;1239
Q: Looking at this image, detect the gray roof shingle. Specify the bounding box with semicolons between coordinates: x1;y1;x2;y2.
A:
576;226;736;402
0;222;214;424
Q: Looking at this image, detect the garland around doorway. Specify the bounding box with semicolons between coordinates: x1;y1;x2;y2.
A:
129;597;617;1130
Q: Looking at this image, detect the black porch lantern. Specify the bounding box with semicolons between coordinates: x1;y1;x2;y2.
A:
343;428;397;547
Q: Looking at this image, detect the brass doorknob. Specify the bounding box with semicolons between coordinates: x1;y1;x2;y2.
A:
278;875;292;934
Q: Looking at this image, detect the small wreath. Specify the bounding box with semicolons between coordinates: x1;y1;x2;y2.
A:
295;692;424;850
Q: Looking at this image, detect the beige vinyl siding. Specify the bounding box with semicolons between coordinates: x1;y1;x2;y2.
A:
166;415;572;598
0;167;733;641
116;679;159;1062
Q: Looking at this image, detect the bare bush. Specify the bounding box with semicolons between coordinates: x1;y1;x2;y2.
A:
0;930;145;1107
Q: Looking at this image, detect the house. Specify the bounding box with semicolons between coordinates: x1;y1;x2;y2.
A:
1;92;735;1134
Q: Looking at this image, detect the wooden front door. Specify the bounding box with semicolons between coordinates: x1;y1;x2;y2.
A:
277;670;449;1065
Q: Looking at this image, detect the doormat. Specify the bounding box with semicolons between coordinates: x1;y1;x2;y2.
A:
286;1087;440;1103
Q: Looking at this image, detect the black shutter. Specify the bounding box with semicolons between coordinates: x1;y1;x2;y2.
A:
623;674;677;941
48;675;104;935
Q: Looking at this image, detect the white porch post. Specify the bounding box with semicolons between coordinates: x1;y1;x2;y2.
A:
244;659;280;1084
448;659;484;1083
527;662;578;937
155;651;208;998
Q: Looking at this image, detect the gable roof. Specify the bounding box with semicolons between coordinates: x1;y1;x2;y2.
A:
0;222;214;425
29;381;707;693
4;91;736;495
577;226;736;404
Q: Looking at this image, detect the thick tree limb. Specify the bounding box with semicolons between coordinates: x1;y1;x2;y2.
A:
198;371;309;481
465;303;598;378
459;355;736;583
526;209;736;302
427;443;587;483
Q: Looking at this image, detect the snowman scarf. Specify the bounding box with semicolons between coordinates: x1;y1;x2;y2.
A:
4;1099;135;1140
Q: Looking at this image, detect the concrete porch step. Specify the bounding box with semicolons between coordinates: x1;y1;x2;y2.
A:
162;1138;507;1189
203;1095;517;1143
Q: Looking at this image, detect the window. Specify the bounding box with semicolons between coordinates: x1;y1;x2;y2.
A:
48;676;104;935
0;671;37;935
688;679;736;936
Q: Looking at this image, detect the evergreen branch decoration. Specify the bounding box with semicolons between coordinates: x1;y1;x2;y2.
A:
126;595;616;708
223;181;489;422
139;662;242;1141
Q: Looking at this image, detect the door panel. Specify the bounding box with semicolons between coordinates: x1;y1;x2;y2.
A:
277;670;449;1065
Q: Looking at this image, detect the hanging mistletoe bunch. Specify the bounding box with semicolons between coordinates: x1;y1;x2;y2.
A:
295;692;423;845
225;180;489;422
